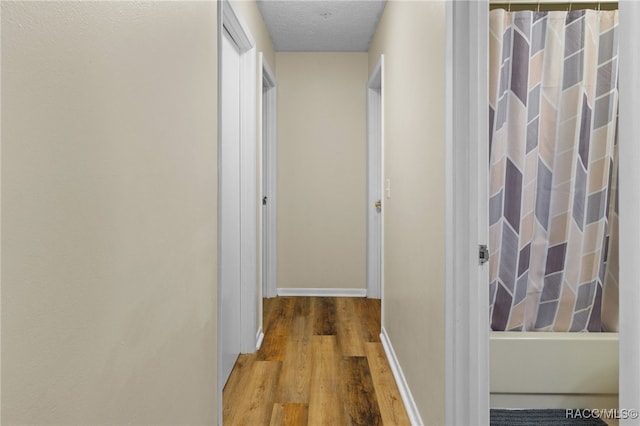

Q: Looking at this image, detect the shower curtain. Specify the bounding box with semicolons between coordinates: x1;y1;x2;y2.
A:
488;9;619;332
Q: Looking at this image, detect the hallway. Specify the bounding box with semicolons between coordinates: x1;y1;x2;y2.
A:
223;297;410;425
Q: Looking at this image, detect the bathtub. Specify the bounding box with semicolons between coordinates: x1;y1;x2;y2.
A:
491;332;619;409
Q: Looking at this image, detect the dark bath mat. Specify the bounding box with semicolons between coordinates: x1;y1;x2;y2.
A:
490;409;609;426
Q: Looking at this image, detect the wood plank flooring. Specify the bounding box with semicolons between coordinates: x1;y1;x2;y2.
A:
223;297;410;426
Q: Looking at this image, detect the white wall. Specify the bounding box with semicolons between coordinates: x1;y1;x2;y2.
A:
276;52;368;290
1;2;218;424
369;1;447;424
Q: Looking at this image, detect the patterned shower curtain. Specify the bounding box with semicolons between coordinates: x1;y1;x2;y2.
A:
489;9;619;332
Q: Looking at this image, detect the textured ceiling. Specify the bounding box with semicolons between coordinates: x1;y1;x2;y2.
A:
257;0;387;51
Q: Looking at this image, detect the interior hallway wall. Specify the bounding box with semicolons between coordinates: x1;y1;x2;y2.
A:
1;2;218;423
276;52;368;290
368;1;447;423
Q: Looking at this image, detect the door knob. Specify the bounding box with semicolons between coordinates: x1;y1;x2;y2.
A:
374;200;382;209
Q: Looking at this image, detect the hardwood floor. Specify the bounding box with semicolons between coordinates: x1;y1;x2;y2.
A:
223;297;410;425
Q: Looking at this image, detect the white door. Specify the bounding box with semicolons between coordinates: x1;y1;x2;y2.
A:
261;79;269;297
260;56;277;299
220;29;242;386
367;57;383;300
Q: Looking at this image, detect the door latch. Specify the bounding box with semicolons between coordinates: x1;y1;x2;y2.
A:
479;244;489;265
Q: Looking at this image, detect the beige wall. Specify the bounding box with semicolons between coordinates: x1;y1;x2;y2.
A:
1;2;218;424
276;52;368;290
368;1;447;424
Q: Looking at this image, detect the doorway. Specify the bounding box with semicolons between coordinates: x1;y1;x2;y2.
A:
446;0;640;422
260;54;277;300
367;55;384;303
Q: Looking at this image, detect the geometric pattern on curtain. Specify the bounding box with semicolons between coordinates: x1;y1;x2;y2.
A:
489;9;619;332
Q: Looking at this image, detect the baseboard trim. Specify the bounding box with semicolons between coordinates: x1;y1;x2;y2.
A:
380;327;423;426
276;288;367;297
256;327;264;350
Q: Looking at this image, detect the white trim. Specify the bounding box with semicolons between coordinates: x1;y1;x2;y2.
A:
618;1;640;421
218;2;257;424
235;15;257;356
445;1;490;425
380;328;423;426
276;288;367;298
262;56;276;87
216;4;222;424
255;327;264;351
366;55;384;301
380;56;385;323
239;43;257;355
222;0;254;51
260;54;278;299
257;51;264;349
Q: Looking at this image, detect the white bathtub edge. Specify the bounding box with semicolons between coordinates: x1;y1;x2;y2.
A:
490;331;619;409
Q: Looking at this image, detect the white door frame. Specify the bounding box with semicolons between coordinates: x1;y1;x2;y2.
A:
366;55;384;302
219;22;242;395
618;1;640;419
445;1;490;424
260;53;277;300
218;0;257;422
446;1;640;424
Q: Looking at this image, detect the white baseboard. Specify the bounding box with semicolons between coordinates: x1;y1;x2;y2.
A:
276;288;367;297
256;328;264;350
380;327;424;426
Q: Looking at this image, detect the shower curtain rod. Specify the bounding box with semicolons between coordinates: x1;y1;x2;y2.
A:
489;0;617;4
489;0;618;10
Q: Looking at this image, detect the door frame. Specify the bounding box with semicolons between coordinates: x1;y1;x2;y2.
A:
444;1;490;424
618;1;640;417
218;0;257;422
259;53;277;300
366;55;384;302
446;1;640;423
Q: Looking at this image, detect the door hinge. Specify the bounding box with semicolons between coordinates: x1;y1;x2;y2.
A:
479;244;489;265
